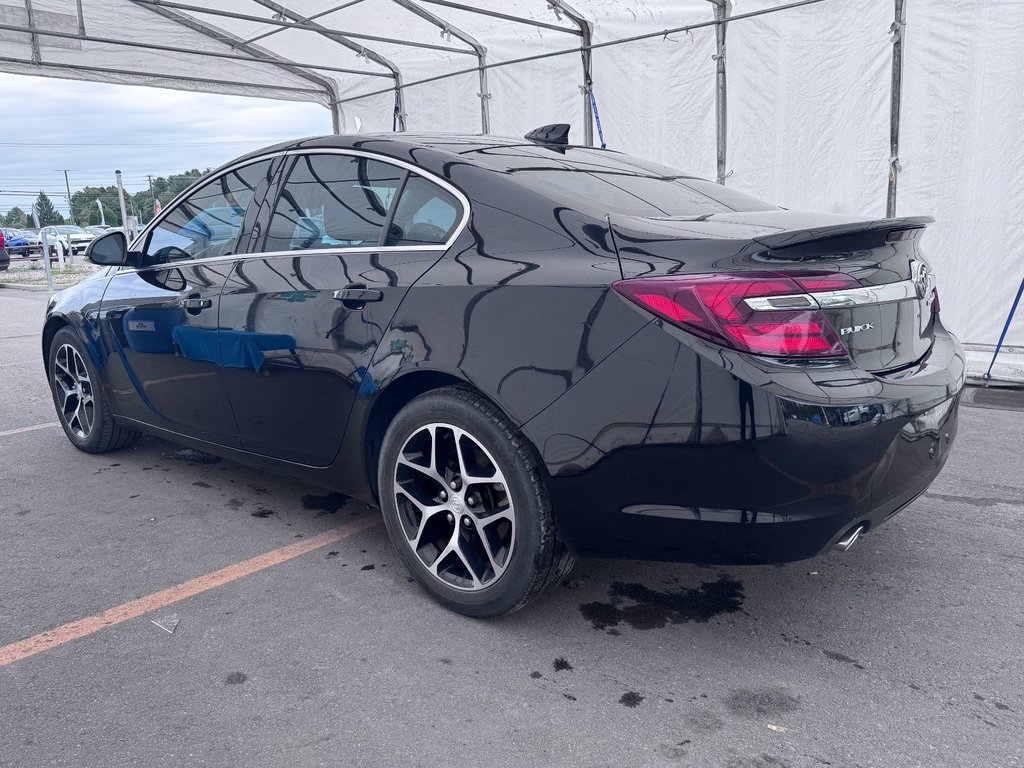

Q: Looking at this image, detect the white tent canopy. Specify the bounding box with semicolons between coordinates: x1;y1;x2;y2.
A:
2;0;1022;380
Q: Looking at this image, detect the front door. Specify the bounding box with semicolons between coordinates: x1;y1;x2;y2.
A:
217;151;464;466
97;158;280;445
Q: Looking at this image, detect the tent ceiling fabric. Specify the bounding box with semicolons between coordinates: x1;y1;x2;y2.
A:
1;0;1023;369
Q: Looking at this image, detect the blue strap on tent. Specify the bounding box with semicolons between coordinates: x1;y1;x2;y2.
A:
587;83;607;149
983;275;1024;382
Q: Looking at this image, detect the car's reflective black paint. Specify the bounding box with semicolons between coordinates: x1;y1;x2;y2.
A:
44;134;965;565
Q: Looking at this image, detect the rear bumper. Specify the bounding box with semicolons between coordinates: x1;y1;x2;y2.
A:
521;318;965;564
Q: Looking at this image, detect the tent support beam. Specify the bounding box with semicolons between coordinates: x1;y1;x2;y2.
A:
547;1;594;146
0;55;324;95
133;0;474;55
249;0;407;131
245;0;367;45
391;0;490;133
132;0;347;132
75;0;86;35
709;0;730;184
22;0;41;64
417;0;580;36
887;0;906;217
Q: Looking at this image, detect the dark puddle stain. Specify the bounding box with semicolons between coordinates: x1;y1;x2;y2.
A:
15;509;30;516
688;709;725;732
994;701;1013;712
226;498;243;510
438;657;454;666
529;671;543;679
250;507;274;519
924;492;1018;509
192;481;212;489
580;576;744;631
553;657;574;672
250;486;270;496
562;693;577;701
301;492;350;516
822;649;866;670
326;551;339;558
974;693;986;701
361;564;375;571
129;494;140;499
725;687;800;719
619;691;644;708
166;448;222;465
224;672;248;685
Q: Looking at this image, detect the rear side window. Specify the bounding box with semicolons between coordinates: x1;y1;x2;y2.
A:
386;174;462;246
144;160;273;263
265;154;404;251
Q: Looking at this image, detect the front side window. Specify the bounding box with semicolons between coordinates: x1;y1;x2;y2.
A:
265;154;404;252
144;159;274;263
385;174;462;246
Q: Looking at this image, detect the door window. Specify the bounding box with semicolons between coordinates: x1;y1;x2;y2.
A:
385;174;462;246
265;154;405;252
143;159;274;263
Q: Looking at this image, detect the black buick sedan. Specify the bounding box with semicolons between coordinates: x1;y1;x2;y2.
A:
44;129;964;616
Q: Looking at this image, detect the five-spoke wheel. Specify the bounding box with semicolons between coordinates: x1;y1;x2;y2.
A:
52;343;95;440
379;386;574;617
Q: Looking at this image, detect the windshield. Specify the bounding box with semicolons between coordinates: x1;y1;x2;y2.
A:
55;225;88;235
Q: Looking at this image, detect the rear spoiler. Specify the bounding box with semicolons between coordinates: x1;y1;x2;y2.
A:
751;216;934;251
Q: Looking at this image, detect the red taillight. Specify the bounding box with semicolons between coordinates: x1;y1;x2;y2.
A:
613;272;850;358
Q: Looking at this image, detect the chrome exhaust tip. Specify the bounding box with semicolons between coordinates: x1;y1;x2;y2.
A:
835;525;866;552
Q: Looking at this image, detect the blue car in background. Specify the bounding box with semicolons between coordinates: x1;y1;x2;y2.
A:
1;227;32;258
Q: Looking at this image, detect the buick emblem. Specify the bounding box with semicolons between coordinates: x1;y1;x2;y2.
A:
910;259;932;299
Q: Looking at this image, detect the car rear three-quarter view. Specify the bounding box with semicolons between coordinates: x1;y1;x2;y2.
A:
44;129;965;617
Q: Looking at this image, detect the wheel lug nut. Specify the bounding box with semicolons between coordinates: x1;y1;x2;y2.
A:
466;497;476;507
450;480;458;490
462;516;472;528
446;512;454;523
440;490;448;501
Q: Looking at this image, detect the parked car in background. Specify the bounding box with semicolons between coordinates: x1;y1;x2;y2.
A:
44;131;964;617
1;227;32;257
39;225;95;256
0;228;9;271
85;225;111;237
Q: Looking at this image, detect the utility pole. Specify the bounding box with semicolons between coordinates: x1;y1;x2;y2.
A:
57;169;74;224
115;170;129;237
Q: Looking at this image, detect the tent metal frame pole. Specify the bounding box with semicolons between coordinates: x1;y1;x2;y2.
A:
887;0;906;217
74;0;86;35
709;0;730;184
133;0;475;55
548;1;594;146
390;0;490;133
0;55;324;96
249;0;408;131
0;22;391;81
245;0;367;45
132;0;348;132
22;0;41;64
417;0;581;36
337;0;827;104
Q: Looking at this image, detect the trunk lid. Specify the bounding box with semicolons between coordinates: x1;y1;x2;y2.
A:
610;211;938;372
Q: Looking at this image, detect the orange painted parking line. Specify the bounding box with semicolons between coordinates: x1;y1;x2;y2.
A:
0;422;59;437
0;516;381;667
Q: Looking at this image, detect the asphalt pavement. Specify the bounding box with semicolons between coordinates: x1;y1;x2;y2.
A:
1;286;1021;768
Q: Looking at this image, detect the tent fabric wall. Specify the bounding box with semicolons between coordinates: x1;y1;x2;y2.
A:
1;0;1021;378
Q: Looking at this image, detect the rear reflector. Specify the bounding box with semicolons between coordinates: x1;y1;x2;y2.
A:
613;272;850;358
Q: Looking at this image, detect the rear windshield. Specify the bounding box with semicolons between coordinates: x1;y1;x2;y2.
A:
513;168;776;217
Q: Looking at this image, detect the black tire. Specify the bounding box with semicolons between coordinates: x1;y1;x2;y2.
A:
48;326;140;453
378;386;574;617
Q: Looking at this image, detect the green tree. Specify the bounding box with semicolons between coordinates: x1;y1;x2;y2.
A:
71;186;124;227
2;207;29;227
33;192;65;226
134;169;207;223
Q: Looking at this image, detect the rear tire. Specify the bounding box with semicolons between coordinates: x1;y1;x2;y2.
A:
378;386;574;617
48;327;140;453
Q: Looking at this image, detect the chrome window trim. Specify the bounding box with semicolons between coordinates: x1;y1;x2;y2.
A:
745;278;925;312
123;146;471;274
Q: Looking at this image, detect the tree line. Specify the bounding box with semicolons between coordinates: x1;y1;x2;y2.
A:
1;169;210;229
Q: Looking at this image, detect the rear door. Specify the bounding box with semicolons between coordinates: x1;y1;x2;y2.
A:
97;157;281;445
218;150;465;466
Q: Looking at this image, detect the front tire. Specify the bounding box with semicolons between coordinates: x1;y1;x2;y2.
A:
378;386;574;617
48;327;140;453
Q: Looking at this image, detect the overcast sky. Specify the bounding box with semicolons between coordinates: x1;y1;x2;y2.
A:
1;73;333;222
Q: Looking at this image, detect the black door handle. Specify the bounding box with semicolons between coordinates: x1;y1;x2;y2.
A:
178;297;212;312
333;286;383;308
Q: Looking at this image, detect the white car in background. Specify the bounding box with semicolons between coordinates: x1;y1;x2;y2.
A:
38;225;95;256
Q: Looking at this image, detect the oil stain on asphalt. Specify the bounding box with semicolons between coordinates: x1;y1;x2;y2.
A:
165;447;223;465
301;492;351;516
580;576;744;631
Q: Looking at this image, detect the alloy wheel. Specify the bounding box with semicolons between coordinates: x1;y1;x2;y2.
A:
53;343;95;440
393;423;516;591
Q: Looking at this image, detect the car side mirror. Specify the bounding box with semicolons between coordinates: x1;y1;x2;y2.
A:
85;230;129;266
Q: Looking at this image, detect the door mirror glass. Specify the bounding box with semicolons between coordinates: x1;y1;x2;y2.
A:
86;230;128;266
